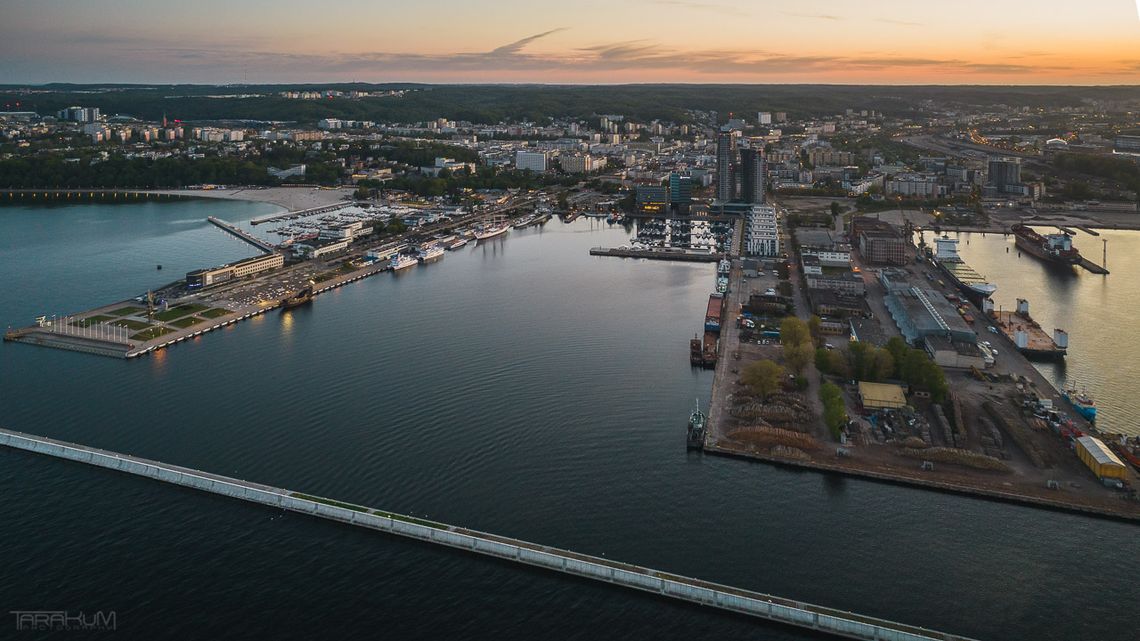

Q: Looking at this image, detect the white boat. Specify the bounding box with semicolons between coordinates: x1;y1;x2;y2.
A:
446;237;469;250
474;214;510;240
417;244;445;262
389;253;418;271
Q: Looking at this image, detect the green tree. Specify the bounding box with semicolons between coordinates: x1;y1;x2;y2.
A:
780;317;810;347
784;342;813;375
815;347;850;378
807;315;823;344
830;201;841;217
884;336;909;378
742;359;785;399
820;382;847;439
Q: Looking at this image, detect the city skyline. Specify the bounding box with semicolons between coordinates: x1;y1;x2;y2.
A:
3;0;1140;85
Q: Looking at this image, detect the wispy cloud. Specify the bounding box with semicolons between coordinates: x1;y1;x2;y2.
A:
879;18;923;27
782;12;843;21
644;0;742;14
0;27;1103;83
489;28;566;56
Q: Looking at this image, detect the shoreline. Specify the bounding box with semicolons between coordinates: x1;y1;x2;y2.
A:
703;444;1140;523
2;186;355;214
146;186;355;212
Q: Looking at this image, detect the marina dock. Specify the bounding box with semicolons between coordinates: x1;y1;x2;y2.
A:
0;426;978;641
250;202;355;226
207;216;276;252
589;247;719;262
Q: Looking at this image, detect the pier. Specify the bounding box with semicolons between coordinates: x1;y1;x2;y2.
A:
1076;256;1109;275
589;247;720;262
250;202;355;225
206;216;276;253
3;188;192;202
0;426;978;641
4;259;390;359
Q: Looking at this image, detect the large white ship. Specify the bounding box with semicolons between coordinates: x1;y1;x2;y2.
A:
933;235;997;301
417;243;445;262
389;253;419;271
474;214;510;240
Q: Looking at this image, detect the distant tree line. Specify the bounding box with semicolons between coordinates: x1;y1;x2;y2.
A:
7;84;1136;127
0;155;346;188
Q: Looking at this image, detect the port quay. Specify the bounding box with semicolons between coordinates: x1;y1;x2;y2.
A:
0;426;976;641
2;198;538;359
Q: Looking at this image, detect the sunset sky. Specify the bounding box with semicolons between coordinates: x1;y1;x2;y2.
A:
3;0;1139;84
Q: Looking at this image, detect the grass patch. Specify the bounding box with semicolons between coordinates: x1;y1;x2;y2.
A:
152;303;208;322
312;271;338;283
108;306;144;317
112;319;152;331
199;308;233;319
70;315;114;327
130;326;175;341
169;316;205;329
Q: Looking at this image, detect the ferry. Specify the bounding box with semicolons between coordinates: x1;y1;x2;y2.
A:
932;235;997;303
389;253;418;271
417;244;445;263
1062;386;1096;422
687;399;707;450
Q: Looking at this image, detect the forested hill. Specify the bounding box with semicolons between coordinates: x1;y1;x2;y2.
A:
3;84;1138;126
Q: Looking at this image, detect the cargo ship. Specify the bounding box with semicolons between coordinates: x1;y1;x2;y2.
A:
705;293;724;334
389;253;418;271
989;298;1067;360
932;235;996;303
1062;386;1096;422
687;399;706;450
280;285;313;310
717;258;731;275
1011;224;1080;265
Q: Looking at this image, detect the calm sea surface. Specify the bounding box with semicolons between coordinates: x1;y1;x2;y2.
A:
1;202;1137;640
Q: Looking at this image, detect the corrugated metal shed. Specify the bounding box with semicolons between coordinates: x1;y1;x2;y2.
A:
858;382;907;410
1075;436;1127;480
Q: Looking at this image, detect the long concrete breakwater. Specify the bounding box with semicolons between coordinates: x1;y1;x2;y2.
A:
0;426;976;641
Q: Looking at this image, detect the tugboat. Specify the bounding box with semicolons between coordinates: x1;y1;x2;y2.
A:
1062;385;1096;422
690;335;703;367
280;285;314;310
687;399;707;450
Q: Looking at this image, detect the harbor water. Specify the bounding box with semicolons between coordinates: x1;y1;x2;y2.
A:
924;228;1140;437
1;202;1138;640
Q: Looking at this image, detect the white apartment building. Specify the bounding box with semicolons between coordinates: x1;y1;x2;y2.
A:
515;151;549;172
745;205;781;257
